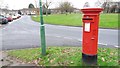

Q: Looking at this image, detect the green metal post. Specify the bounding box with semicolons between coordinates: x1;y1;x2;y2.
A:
39;0;46;56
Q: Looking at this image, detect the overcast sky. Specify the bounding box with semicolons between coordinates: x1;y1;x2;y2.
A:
0;0;120;10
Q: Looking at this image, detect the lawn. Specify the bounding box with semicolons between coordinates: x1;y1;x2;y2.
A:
32;13;118;29
7;47;118;66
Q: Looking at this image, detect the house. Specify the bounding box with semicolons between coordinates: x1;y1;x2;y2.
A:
0;8;18;15
20;8;39;15
50;8;80;14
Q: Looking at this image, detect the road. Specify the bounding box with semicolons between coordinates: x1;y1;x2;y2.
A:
0;16;119;50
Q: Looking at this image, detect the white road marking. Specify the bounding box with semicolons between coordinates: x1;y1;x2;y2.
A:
68;27;76;29
8;22;13;24
46;34;116;48
78;39;82;42
114;45;119;48
98;43;107;46
63;37;72;39
2;28;6;29
56;36;61;38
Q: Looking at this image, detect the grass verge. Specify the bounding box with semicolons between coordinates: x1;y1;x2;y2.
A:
7;47;118;66
32;13;118;29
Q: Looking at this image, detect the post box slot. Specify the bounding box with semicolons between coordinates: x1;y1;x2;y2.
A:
83;18;93;20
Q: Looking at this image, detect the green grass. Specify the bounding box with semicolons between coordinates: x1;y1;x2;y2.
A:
100;14;118;28
32;13;118;29
7;47;118;66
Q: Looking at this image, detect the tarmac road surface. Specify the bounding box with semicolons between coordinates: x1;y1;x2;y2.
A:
0;15;119;50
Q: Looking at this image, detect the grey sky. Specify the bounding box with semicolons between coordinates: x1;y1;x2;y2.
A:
1;0;120;10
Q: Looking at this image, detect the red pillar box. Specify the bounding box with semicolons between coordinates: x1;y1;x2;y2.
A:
81;8;103;65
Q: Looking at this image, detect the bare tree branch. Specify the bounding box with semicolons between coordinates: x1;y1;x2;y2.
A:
43;0;52;16
83;2;90;8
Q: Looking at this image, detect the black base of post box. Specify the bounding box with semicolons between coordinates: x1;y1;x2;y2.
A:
82;53;97;65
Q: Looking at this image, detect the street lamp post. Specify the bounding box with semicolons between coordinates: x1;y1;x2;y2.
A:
39;0;46;56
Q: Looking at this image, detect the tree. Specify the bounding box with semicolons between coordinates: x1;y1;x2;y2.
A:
34;0;39;15
18;10;22;15
83;2;90;8
88;0;119;13
43;0;51;16
0;0;4;8
95;0;102;7
0;0;2;8
28;3;35;15
101;0;112;13
110;5;117;13
28;3;35;9
118;7;120;13
94;0;113;13
34;0;38;8
118;2;120;13
58;1;74;15
42;4;51;15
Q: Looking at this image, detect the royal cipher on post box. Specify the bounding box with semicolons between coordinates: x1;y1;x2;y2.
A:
81;8;103;64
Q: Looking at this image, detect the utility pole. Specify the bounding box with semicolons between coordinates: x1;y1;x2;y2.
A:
39;0;46;56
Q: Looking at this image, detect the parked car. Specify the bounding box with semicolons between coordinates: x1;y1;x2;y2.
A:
12;14;21;20
0;15;8;24
12;15;17;20
6;15;13;22
16;14;21;19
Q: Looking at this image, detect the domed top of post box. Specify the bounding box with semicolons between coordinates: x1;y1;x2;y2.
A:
81;8;103;14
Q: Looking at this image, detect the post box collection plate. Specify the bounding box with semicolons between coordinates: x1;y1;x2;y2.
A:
84;23;90;32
